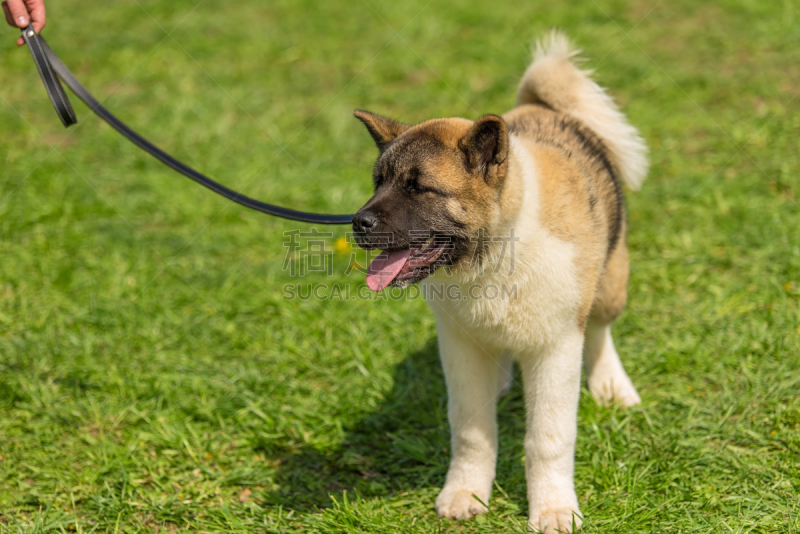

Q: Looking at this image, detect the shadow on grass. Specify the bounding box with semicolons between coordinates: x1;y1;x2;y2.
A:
267;338;529;512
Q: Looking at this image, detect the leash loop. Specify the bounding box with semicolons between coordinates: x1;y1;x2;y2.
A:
14;23;355;225
21;23;76;126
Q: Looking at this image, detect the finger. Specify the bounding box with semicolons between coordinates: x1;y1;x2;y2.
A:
23;0;44;32
4;0;28;27
3;2;16;27
17;36;25;46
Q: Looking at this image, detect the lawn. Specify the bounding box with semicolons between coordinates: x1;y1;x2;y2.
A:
1;0;799;532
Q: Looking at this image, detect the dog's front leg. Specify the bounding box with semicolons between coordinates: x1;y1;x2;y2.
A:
521;330;584;533
434;317;499;520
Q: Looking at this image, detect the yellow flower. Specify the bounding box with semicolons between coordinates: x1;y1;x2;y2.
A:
335;236;351;255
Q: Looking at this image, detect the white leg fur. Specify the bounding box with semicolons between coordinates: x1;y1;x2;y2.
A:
434;316;500;520
521;329;584;534
583;321;641;407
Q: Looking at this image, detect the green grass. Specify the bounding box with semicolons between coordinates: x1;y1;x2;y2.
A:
1;0;799;531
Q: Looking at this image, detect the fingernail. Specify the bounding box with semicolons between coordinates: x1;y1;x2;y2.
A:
17;15;27;26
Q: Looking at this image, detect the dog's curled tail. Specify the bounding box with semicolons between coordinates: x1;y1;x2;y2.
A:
516;30;648;190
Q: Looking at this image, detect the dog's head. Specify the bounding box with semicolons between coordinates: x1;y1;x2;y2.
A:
352;109;510;291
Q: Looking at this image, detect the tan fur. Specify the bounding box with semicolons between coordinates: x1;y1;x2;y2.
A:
408;117;510;204
590;237;629;324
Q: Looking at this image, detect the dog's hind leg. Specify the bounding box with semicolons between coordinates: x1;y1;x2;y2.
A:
583;320;640;406
585;240;641;407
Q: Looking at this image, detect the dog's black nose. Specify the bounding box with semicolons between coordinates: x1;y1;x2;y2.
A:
353;211;378;233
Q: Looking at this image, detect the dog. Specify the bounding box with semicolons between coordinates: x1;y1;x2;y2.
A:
351;31;647;533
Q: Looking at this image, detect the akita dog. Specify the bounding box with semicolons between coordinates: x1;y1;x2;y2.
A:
352;31;647;533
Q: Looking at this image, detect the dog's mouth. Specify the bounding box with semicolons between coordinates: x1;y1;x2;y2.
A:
366;236;448;292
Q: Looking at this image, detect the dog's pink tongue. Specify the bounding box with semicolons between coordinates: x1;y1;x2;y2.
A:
366;249;412;292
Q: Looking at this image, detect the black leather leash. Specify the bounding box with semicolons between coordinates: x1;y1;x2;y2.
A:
11;22;355;225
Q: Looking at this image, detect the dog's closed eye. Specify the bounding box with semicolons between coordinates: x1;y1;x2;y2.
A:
406;170;444;196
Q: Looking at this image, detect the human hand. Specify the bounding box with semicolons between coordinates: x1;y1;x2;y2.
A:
2;0;46;46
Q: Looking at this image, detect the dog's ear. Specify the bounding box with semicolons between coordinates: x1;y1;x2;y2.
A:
354;110;409;152
458;114;509;183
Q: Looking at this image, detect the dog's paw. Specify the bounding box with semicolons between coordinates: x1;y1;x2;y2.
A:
435;487;488;520
529;507;583;533
588;371;641;407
